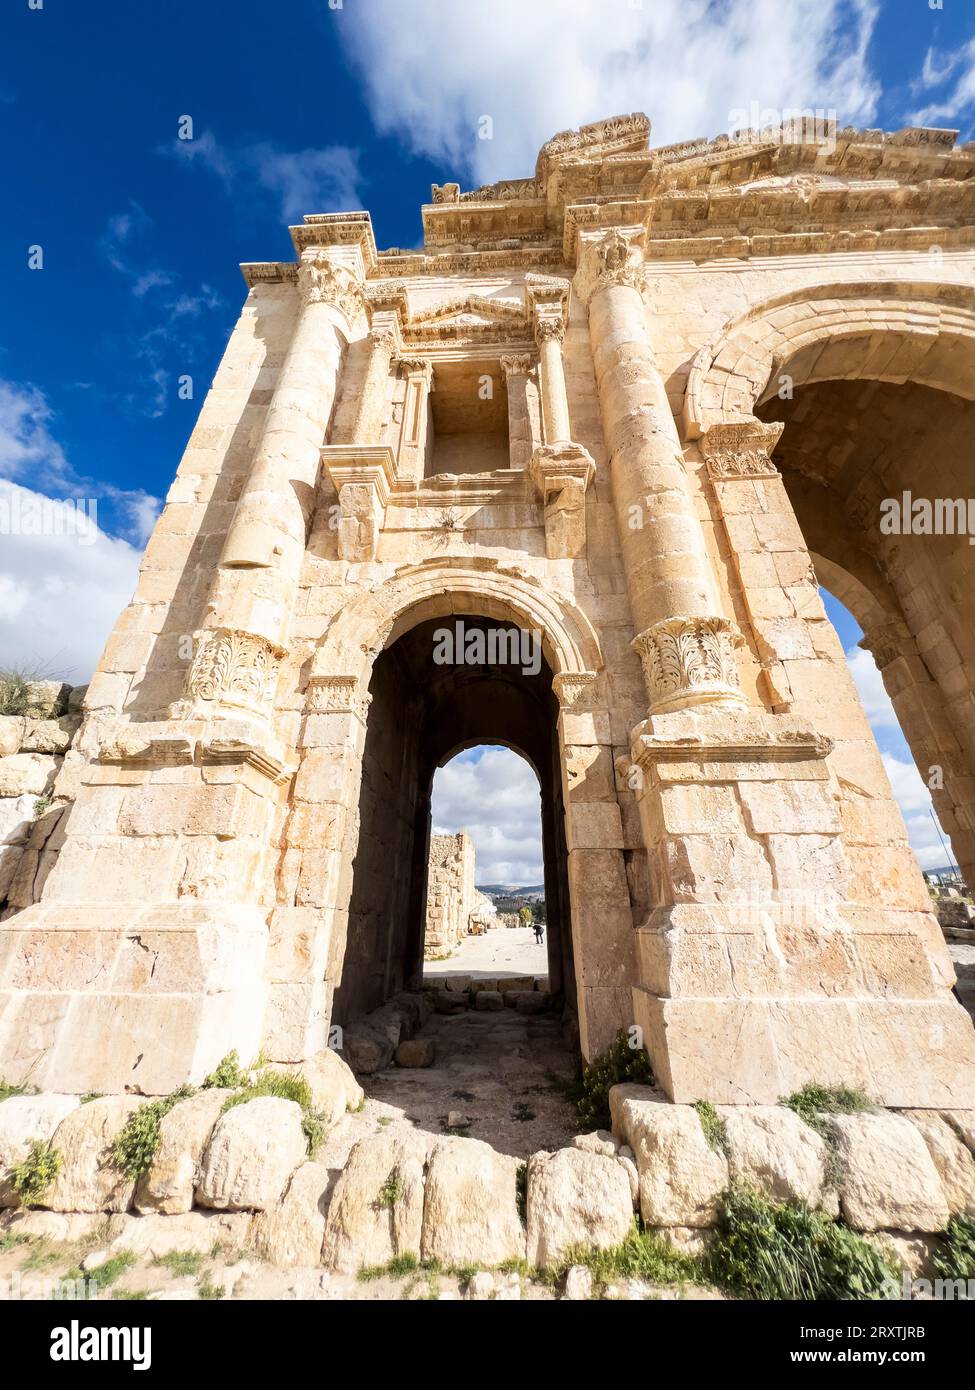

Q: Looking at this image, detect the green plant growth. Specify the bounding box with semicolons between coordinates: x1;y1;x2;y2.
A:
780;1084;872;1139
693;1100;727;1155
197;1273;225;1300
202;1050;251;1090
570;1029;655;1131
218;1067;326;1157
515;1162;528;1224
0;1077;34;1102
64;1251;136;1294
708;1187;897;1301
376;1175;406;1210
549;1225;700;1294
111;1086;196;1180
151;1250;205;1278
933;1215;975;1282
0;669;32;716
357;1253;420;1282
11;1140;61;1209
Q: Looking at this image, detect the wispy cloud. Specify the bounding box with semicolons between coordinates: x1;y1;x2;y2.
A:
0;377;159;547
336;0;880;185
162;130;364;222
909;38;975;126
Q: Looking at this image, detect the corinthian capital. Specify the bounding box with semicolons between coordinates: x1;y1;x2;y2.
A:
297;255;364;326
579;228;646;304
534;314;566;345
632;615;745;715
701;420;784;479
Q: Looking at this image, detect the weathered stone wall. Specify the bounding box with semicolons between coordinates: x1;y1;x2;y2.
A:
424;832;476;958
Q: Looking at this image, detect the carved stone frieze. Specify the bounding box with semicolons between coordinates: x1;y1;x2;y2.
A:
701;420;784;479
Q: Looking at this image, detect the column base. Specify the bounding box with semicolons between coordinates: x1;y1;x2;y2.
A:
634;987;975;1108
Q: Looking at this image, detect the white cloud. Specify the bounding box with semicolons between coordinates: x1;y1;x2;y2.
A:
338;0;880;185
845;645;900;730
165;132;364;222
0;479;142;682
432;747;543;886
909;39;975;125
0;378;159;548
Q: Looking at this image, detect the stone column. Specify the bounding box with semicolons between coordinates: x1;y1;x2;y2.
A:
527;274;571;445
186;247;365;722
351;327;398;444
499;354;535;470
581;229;745;715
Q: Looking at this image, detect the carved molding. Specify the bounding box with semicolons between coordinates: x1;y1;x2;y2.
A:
632;615;746;714
184;628;285;717
534;315;566;345
701;420;784;479
306;674;372;719
552;671;601;709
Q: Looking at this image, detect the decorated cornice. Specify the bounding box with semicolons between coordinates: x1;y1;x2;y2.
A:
243;118;975;293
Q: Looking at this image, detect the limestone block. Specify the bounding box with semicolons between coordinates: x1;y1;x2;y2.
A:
902;1110;975;1216
1;1209;104;1243
830;1113;949;1232
0;717;26;756
267;1049;363;1126
941;1111;975;1155
395;1039;435;1067
22;717;79;755
718;1105;832;1208
24;681;71;718
614;1095;728;1227
0;754;57;798
105;1210;254;1259
571;1129;620;1158
526;1147;633;1268
45;1097;140;1213
421;1137;525;1267
0;1093;79;1206
196;1098;307;1212
135;1089;232;1215
563;1264;594;1300
323;1130;431;1274
474;990;504;1012
253;1160;333;1266
515;991;550;1014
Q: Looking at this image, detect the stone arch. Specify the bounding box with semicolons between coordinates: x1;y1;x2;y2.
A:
683;279;975;435
309;556;604;691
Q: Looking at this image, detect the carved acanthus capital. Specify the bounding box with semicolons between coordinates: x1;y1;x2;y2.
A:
398;356;433;385
582;228;647;302
632;615;746;715
297;255;364;325
701;420;784;479
367;326;398;358
185;628;286;717
499;354;535;381
431;182;460;204
534;314;566;345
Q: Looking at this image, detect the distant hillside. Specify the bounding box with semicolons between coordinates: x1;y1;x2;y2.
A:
478;883;545;897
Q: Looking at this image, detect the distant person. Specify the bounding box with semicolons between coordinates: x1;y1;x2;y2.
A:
533;920;544;945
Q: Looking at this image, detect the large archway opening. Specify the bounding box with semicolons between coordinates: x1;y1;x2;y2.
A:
755;373;975;893
332;614;575;1032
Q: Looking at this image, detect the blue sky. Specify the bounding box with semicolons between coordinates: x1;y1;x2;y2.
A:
2;0;972;874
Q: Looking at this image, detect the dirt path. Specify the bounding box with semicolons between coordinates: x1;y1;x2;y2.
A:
423;925;549;980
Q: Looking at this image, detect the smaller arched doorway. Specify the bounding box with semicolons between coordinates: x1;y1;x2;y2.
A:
331;614;575;1031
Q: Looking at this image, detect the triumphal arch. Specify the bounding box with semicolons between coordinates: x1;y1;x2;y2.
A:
3;113;975;1107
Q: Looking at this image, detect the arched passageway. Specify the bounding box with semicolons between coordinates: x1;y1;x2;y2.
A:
756;375;975;888
332;615;574;1031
